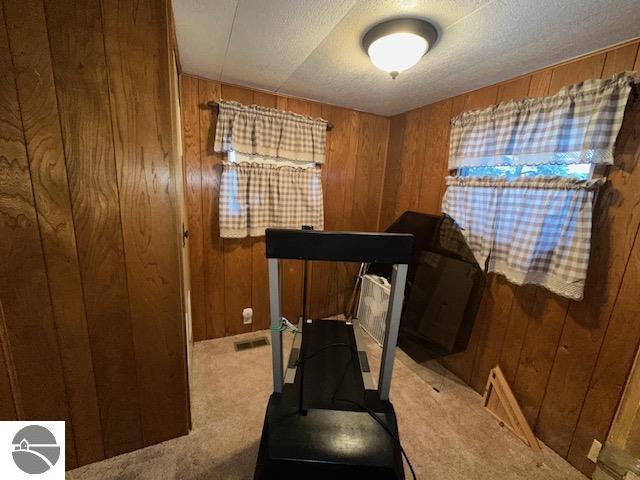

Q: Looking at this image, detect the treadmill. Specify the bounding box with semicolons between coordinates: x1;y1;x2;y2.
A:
254;228;414;479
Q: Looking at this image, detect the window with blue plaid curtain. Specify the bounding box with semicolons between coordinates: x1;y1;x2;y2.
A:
214;100;327;238
442;72;639;300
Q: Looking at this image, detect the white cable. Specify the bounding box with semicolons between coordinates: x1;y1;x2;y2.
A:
281;317;299;332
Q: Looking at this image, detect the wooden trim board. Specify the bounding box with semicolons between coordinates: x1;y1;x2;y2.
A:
483;366;541;450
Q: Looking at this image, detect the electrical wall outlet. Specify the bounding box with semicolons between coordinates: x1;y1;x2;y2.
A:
587;439;603;463
242;308;253;325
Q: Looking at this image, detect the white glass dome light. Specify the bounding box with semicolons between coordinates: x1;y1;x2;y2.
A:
362;18;438;79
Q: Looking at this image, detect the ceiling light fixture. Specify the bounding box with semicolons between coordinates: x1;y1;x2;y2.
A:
362;18;438;79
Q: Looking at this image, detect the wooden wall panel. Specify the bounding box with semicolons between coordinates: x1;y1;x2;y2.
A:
0;1;77;466
416;100;452;215
565;44;640;473
0;0;188;469
181;76;206;341
378;40;640;476
198;79;225;338
101;0;188;446
392;109;425;218
351;113;389;231
379;114;406;229
220;84;254;335
437;84;500;382
321;105;361;314
0;0;189;468
464;78;530;393
535;51;625;459
513;291;569;427
180;75;391;332
469;277;516;392
44;0;144;457
3;0;103;465
0;302;18;420
496;76;532;102
498;285;537;383
608;332;640;458
0;3;73;466
280;97;310;323
251;91;278;330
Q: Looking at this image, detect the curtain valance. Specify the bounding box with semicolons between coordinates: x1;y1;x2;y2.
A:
219;162;323;238
449;71;639;170
214;99;328;163
442;176;603;300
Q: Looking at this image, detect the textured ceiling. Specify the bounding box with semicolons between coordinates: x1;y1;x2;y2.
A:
174;0;640;116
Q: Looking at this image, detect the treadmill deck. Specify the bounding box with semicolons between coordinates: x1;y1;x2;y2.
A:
254;320;404;479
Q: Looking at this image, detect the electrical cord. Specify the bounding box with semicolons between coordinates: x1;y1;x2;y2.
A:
295;342;353;363
295;342;355;415
335;397;417;480
325;342;417;479
292;334;416;478
270;317;298;333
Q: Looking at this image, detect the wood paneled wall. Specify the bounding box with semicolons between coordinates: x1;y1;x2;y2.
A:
0;0;188;469
180;75;390;340
608;344;640;459
380;40;640;475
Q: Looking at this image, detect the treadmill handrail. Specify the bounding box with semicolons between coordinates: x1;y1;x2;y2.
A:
265;228;414;264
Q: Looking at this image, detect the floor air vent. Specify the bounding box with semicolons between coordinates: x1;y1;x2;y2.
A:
234;337;270;351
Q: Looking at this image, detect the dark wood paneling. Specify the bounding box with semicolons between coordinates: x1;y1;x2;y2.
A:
322;105;361;314
251;91;277;331
0;301;18;420
101;0;188;446
181;76;206;341
438;84;501;382
280;97;310;324
352;113;390;231
463;78;532;392
378;40;640;476
600;42;639;78
44;0;144;457
197;79;226;339
566;43;640;474
182;76;391;329
393;109;425;218
1;0;188;468
379;114;406;229
496;76;532;102
546;52;607;95
0;2;72;466
498;285;537;383
4;0;103;465
469;277;516;392
514;290;569;427
535;52;619;458
416;100;452;215
220;84;254;335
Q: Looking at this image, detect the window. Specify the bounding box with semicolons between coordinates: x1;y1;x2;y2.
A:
459;163;593;180
442;72;639;300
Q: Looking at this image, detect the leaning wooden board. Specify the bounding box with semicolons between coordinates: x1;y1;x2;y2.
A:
483;366;540;451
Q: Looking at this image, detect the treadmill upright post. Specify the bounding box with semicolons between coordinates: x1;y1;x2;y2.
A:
268;258;284;393
378;263;408;401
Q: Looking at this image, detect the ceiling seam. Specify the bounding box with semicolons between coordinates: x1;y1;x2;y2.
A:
273;0;359;93
444;0;498;31
219;0;240;82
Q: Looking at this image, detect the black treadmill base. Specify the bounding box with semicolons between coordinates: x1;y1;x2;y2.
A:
254;392;405;479
254;320;404;479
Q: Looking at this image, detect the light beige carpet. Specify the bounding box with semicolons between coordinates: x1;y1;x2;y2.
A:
67;327;585;479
